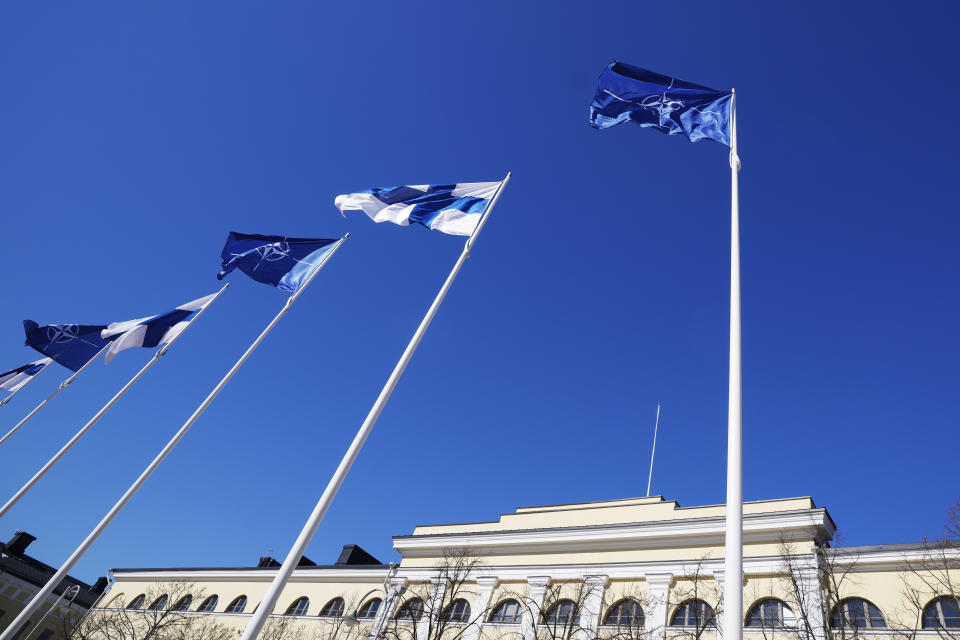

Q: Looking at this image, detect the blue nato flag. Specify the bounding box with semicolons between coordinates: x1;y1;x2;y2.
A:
23;321;112;371
589;62;732;146
217;232;339;293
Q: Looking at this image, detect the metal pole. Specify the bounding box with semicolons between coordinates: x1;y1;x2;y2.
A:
0;236;347;640
0;359;54;408
722;89;743;640
0;284;228;520
645;402;661;497
0;346;109;448
21;585;79;640
237;173;511;640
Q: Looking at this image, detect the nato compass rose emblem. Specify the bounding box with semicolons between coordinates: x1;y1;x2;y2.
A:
252;241;291;270
46;324;80;344
638;79;684;126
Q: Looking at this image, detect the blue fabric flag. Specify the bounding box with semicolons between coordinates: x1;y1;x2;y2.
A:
335;182;501;236
23;321;111;372
0;358;52;393
217;233;339;293
589;62;732;145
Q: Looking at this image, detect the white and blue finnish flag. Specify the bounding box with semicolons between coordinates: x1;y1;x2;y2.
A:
0;358;52;393
335;182;502;237
100;292;218;364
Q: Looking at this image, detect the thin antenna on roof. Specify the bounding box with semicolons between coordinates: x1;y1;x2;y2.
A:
646;403;662;497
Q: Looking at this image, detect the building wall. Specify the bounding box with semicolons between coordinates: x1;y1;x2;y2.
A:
97;497;959;640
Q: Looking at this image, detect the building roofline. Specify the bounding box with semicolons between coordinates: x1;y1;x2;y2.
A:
111;563;391;574
412;496;824;531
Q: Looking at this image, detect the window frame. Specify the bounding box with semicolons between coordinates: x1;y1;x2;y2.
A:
319;597;346;619
395;597;425;621
602;599;644;628
286;597;310;616
197;596;219;613
830;598;886;630
488;599;523;625
441;599;472;624
669;599;716;628
225;595;249;614
922;596;960;630
357;598;383;620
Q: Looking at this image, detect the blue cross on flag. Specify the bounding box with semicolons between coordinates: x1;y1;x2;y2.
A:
590;62;732;146
217;233;340;293
0;358;52;394
100;292;219;364
23;321;112;372
335;182;502;237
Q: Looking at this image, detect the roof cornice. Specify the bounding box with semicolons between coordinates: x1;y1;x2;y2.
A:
393;508;834;557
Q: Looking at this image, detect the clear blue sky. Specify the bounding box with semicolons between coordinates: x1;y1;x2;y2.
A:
1;2;957;582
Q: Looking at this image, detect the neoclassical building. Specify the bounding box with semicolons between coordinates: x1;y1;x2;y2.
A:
100;496;959;639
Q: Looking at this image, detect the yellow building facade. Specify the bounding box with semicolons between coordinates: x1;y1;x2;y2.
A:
100;496;960;640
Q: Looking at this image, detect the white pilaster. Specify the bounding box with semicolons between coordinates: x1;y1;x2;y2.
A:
711;569;725;639
417;579;448;640
368;576;408;640
520;576;551;640
644;573;673;640
463;576;499;640
576;575;609;640
797;567;826;640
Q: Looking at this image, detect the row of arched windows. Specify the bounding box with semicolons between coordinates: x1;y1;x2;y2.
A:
120;591;960;630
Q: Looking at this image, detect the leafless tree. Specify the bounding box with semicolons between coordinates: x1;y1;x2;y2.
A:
776;535;866;640
379;549;494;640
65;582;231;640
891;501;960;640
665;556;722;640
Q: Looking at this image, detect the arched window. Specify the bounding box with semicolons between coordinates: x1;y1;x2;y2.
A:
745;599;796;628
226;596;248;614
396;598;425;621
172;595;193;611
148;595;169;610
670;600;716;628
127;594;145;610
489;599;523;624
923;596;960;629
197;596;219;612
543;600;579;626
286;597;310;616
604;599;644;627
441;599;471;623
319;597;345;618
830;598;886;629
358;598;382;619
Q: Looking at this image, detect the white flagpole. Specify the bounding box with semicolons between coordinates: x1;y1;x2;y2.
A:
645;402;661;497
237;172;511;640
0;359;54;408
0;236;348;640
0;283;229;520
0;346;109;448
722;89;743;640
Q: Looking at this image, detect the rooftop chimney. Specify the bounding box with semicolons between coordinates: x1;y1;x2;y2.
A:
5;531;36;556
335;545;381;566
91;577;108;595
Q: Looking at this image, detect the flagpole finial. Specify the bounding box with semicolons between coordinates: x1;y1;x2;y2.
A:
731;87;736;93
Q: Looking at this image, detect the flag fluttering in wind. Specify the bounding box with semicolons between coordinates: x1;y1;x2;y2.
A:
589;61;732;145
100;292;220;364
23;321;111;372
0;358;52;394
217;233;340;293
335;182;502;236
